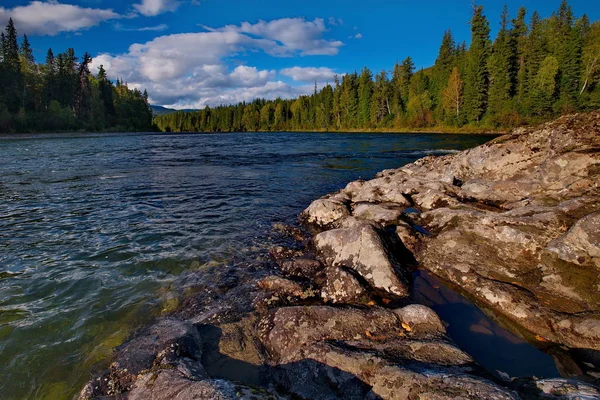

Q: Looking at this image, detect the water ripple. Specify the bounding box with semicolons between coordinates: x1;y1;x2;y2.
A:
0;131;493;399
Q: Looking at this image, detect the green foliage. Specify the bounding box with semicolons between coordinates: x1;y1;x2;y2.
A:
0;21;154;133
154;1;598;133
464;5;491;123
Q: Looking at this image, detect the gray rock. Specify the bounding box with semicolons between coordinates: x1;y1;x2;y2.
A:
352;202;405;225
314;220;409;298
126;369;283;400
320;265;371;304
301;198;350;228
394;304;446;335
299;341;519;400
547;211;600;270
534;378;600;399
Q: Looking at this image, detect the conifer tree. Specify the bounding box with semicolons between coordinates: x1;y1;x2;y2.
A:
357;67;373;127
488;4;518;117
554;0;582;110
512;7;529;103
463;4;491;122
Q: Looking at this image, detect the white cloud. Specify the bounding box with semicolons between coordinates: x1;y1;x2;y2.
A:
354;33;363;39
91;17;344;108
133;0;180;17
209;17;344;56
280;67;339;82
114;23;169;32
0;1;120;36
328;17;343;26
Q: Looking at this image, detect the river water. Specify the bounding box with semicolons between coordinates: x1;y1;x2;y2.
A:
0;131;560;399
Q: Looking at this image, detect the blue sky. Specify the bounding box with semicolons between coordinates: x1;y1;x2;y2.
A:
1;0;599;108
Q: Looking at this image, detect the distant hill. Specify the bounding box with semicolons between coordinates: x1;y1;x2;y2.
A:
151;105;198;116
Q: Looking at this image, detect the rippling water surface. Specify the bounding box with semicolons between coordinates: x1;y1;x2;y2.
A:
0;131;495;399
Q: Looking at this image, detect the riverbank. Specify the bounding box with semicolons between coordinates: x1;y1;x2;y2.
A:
78;112;600;400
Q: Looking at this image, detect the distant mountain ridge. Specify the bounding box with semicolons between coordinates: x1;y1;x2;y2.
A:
151;105;199;116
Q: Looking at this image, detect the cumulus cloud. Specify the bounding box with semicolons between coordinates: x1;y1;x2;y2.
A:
133;0;181;16
206;17;344;56
0;1;120;36
91;17;344;108
280;67;339;82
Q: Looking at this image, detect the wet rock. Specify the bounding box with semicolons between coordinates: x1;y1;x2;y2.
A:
314;220;410;298
257;276;318;308
294;341;519;400
301;198;350;228
272;222;305;242
258;276;307;298
532;378;600;399
77;318;205;398
320;265;371;304
269;246;305;265
278;257;323;280
125;369;283;400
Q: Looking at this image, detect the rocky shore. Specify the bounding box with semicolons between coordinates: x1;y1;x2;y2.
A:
78;112;600;399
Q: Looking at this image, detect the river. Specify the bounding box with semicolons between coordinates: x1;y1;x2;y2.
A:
0;131;559;399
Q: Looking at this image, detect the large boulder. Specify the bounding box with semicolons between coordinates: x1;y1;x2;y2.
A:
313;219;410;298
301;198;350;228
283;341;518;400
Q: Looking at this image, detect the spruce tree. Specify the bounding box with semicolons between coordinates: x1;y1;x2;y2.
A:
488;4;518;117
357;67;373;127
20;35;35;66
512;7;529;103
554;0;582;111
463;5;491;123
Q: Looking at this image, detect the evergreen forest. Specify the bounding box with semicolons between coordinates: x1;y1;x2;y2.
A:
0;19;154;133
155;1;600;133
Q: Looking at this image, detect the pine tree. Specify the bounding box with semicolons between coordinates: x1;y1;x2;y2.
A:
463;4;491;123
512;7;529;103
432;30;456;98
370;70;390;126
488;4;518;116
391;57;414;117
2;19;23;113
20;35;34;66
75;52;92;120
339;73;358;128
357;67;373;127
554;0;582;111
332;75;342;129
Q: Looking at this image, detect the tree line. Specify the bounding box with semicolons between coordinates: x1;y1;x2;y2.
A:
0;19;154;133
155;1;600;133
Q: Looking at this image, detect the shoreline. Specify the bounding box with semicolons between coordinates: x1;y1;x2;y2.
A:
77;112;600;400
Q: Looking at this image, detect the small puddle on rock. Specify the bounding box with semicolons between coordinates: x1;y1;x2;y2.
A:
413;270;561;380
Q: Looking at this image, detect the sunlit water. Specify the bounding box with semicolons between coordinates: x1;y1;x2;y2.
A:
1;131;555;399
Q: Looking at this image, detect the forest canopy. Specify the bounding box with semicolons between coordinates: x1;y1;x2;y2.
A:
155;1;600;133
0;19;154;133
